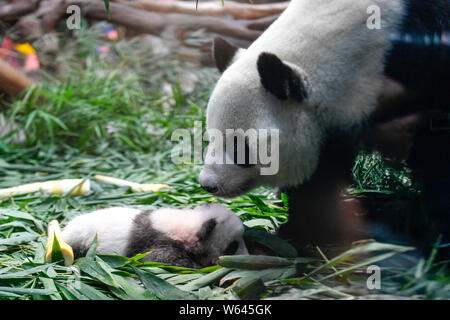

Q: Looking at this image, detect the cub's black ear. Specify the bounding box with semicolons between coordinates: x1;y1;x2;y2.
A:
257;52;307;102
213;37;239;73
197;218;217;241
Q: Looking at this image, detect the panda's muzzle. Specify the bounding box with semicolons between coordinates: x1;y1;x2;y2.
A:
201;184;219;194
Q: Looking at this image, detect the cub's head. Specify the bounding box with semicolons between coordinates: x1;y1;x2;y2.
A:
199;38;323;197
151;203;248;267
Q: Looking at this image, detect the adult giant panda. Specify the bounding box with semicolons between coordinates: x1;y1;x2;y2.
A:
199;0;449;254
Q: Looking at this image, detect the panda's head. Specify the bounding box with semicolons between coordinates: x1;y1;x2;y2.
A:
199;38;323;198
193;203;248;266
151;203;248;267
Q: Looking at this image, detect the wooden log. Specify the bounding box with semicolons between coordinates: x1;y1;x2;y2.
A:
243;14;279;31
16;0;66;38
0;59;34;96
16;0;276;42
114;0;288;20
0;0;39;20
66;0;262;41
40;0;67;32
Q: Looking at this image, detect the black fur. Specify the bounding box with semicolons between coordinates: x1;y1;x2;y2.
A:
384;0;450;257
278;124;365;249
125;210;214;268
385;0;449;110
196;218;216;241
213;37;239;73
257;52;307;102
71;243;90;259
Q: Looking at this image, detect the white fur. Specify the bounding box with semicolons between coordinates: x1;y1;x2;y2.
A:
150;204;246;251
62;207;140;256
200;0;406;195
147;204;248;261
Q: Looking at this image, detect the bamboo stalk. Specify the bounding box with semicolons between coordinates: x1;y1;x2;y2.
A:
0;59;34;96
46;220;74;266
94;174;169;193
0;179;91;198
114;0;288;20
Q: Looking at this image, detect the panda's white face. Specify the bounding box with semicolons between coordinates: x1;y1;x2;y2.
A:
199;42;323;198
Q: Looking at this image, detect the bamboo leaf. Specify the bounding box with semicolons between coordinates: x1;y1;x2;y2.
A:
133;267;197;300
76;282;113;300
104;0;109;13
0;208;44;232
219;255;295;270
0;265;51;279
0;233;38;246
85;234;98;260
109;275;158;300
180;267;232;292
0;286;56;296
40;277;62;300
76;257;118;288
244;228;297;258
234;277;266;300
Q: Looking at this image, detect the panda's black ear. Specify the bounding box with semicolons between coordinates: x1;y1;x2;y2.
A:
197;218;217;241
257;52;307;102
213;37;239;73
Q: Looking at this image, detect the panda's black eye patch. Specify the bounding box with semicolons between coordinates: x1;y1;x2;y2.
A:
233;136;254;168
224;241;239;255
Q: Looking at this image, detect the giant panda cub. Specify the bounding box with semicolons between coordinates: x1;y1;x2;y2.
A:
200;0;449;252
62;204;248;268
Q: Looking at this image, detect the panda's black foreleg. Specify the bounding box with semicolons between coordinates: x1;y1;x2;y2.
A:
409;125;450;260
277;128;367;253
278;169;365;254
366;79;450;260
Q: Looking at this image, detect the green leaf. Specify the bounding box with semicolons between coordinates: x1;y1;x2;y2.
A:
318;251;403;282
0;286;56;296
76;257;118;288
219;255;295;270
49;232;65;265
165;274;203;286
244;218;274;229
77;282;112;300
0;220;36;233
220;267;297;286
109;275;158;300
244;227;297;258
54;282;86;300
85;234;98;260
280;192;289;207
0;265;51;279
104;0;110;14
248;195;272;212
0;208;44;232
128;251;152;262
304;241;414;280
133;267;197;300
180;267;232;292
0;233;38;246
0;290;21;298
34;239;47;264
98;254;131;268
234;277;266;300
40;277;62;300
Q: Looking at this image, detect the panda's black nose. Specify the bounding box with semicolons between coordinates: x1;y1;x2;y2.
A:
201;184;219;194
